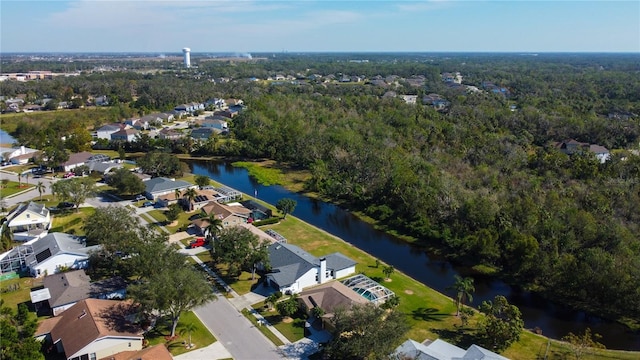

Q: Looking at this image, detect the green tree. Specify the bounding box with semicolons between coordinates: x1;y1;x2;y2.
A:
211;226;270;279
562;327;606;360
478;295;524;352
382;265;395;280
450;275;475;316
35;181;46;201
275;198;297;219
276;294;299;318
106;168;145;195
50;177;96;211
117;146;126;161
204;214;223;241
165;203;182;224
182;187;198;211
324;303;408;360
265;292;282;311
194;175;211;189
128;265;215;337
0;223;14;253
0;300;44;360
136;151;182;177
178;321;197;349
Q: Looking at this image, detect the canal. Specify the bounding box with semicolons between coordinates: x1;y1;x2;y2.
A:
188;159;640;351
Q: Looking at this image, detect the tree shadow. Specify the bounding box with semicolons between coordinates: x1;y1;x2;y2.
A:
370;276;384;283
431;328;481;350
411;307;448;322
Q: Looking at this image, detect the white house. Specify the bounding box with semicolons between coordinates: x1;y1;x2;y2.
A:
143;177;195;200
198;119;229;131
6;201;51;240
36;299;144;360
95;124;123;140
394;338;510;360
60;152;110;172
110;129;139;142
25;232;100;277
0;146;40;164
265;243;356;294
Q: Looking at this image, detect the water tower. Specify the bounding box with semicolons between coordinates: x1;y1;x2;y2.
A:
182;48;191;68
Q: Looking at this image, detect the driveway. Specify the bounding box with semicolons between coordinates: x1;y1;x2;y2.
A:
193;298;283;360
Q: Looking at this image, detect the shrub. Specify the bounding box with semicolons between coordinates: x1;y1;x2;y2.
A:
253;217;280;226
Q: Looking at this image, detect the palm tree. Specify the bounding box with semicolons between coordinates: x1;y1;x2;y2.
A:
205;214;223;241
24;172;30;186
35;181;46;201
174;189;182;205
182;187;198;211
450;275;475;316
178;322;197;349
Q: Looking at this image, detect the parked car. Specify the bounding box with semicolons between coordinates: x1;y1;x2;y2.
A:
141;201;155;208
63;172;75;178
134;195;146;202
58;202;74;209
189;237;207;249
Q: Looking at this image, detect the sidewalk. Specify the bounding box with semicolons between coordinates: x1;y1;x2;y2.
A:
173;340;232;360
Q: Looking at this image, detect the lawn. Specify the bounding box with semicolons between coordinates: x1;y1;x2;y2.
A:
241;308;285;346
0;275;43;310
145;311;216;356
0;181;34;197
146;208;195;234
260;216;640;360
254;304;306;343
49;207;96;235
208;262;262;296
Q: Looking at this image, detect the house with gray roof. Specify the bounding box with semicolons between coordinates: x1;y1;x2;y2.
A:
143;177;195;200
110;128;139;142
95;124;124;140
25;232;101;277
265;243;356;294
394;338;509;360
190;127;217;140
39;270;126;316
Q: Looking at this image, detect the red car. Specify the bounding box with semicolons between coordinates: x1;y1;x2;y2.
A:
63;172;75;178
189;237;207;249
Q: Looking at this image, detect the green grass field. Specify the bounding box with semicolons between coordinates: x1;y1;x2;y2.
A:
145;311;216;356
0;181;34;197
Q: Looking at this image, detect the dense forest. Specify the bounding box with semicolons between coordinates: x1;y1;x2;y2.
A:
2;53;640;325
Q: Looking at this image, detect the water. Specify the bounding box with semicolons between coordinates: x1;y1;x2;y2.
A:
0;129;16;145
189;159;640;351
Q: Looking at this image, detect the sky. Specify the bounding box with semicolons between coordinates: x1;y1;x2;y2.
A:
1;0;639;53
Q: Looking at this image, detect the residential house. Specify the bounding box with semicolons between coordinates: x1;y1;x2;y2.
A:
25;232;100;277
36;299;144;360
96;124;125;140
124;118;148;130
190;127;216;140
37;270;126;316
101;344;173;360
5;201;51;240
240;200;273;220
213;109;237;118
88;161;123;175
60;152;110;172
553;139;611;163
143;177;195;200
191;201;251;234
205;98;226;109
158;128;183;140
0;145;40;164
400;95;418;105
95;95;109;106
394;338;509;360
264;243;357;294
110;129;139;142
422;93;450;111
297;281;368;328
197;119;228;131
441;72;463;84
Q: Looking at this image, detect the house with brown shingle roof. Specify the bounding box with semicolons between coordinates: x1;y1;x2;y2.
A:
37;299;144;360
191;201;251;235
99;344;173;360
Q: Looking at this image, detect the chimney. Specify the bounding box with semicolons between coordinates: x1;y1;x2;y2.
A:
20;146;26;154
319;258;327;284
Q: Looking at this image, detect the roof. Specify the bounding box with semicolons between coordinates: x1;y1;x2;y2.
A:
325;252;357;271
111;129;139;136
589;144;609;154
299;281;368;314
268;243;319;287
25;232;100;267
62;152;94;167
99;344;173;360
97;124;122;132
240;200;272;214
43;270;126;308
201;201;249;220
49;299;143;359
144;177;193;194
394;339;509;360
7;201;49;221
89;162;123;174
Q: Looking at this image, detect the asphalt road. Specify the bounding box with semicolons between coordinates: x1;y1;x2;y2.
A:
1;170;56;207
194;298;283;360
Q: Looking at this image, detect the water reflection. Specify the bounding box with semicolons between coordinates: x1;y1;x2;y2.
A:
187;159;640;351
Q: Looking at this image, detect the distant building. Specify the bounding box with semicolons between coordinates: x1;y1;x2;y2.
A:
183;47;191;68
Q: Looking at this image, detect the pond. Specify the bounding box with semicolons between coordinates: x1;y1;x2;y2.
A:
188;159;640;351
